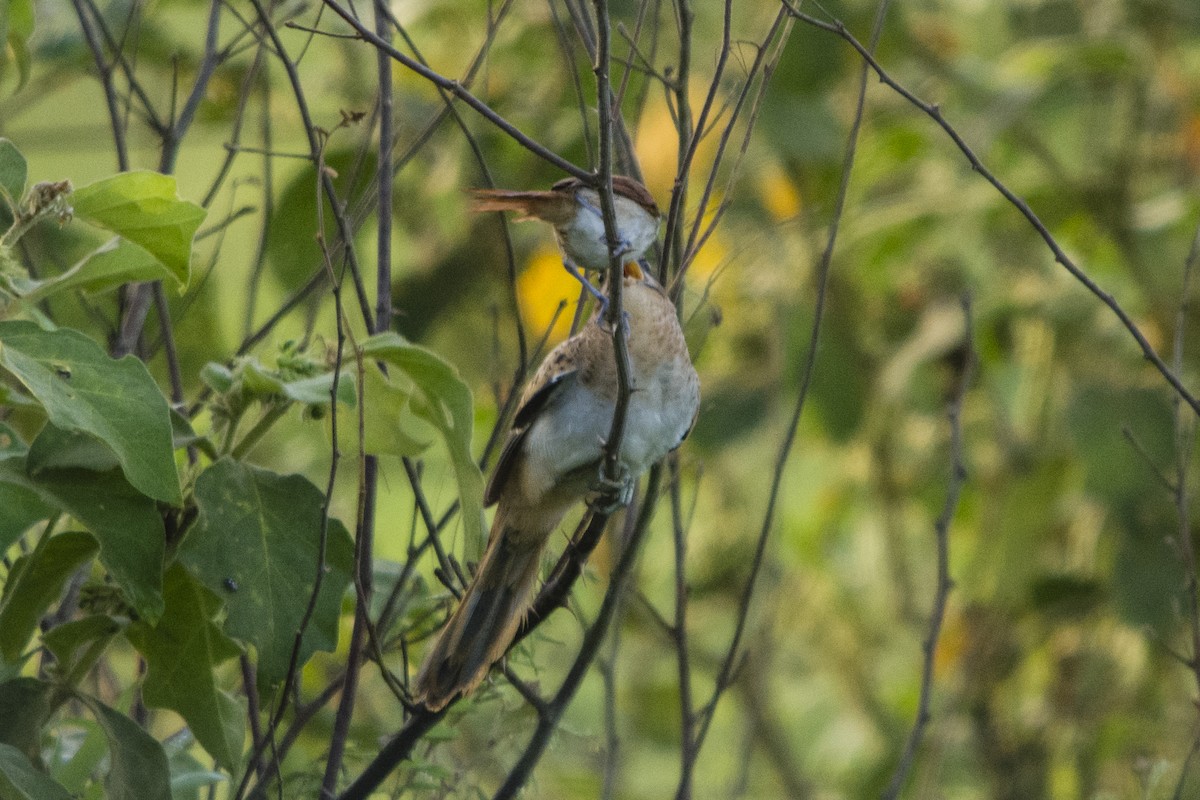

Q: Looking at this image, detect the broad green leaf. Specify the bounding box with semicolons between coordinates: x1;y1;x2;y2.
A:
125;565;245;771
42;616;124;689
28;423;119;475
0;743;72;800
0;483;50;554
178;459;353;684
0;139;25;213
0;679;52;760
0;532;98;662
0;321;181;505
0;457;164;622
341;363;436;458
0;426;38;548
45;720;106;795
20;239;180;302
70;172;205;291
82;699;171;800
360;333;485;555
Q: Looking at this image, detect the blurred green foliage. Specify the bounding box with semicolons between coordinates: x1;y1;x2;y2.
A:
0;0;1198;798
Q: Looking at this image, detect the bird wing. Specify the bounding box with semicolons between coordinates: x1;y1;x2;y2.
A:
484;369;579;507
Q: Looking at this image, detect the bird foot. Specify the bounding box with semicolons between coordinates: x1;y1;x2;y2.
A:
589;464;634;514
596;308;631;340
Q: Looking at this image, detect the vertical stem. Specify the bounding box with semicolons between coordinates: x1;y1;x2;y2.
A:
659;0;693;282
70;0;129;172
671;461;696;799
592;0;633;483
319;3;393;796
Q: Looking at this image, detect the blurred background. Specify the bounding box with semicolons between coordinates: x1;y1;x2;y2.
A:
4;0;1200;797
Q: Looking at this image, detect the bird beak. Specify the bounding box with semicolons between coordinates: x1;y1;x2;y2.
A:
623;261;644;280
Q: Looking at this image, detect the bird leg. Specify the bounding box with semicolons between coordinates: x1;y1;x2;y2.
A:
562;258;609;314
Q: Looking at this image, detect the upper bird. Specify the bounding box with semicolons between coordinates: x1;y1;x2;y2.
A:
413;260;699;711
470;176;661;303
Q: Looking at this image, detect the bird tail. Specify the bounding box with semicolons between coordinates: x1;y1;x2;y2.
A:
467;189;575;225
413;515;547;711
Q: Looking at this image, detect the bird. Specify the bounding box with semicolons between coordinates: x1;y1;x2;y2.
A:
413;260;699;711
469;175;661;308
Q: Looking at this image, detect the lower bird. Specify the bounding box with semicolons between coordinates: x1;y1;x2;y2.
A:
413;260;699;711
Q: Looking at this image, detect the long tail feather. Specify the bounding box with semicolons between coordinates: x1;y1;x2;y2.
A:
467;189;575;225
413;525;546;711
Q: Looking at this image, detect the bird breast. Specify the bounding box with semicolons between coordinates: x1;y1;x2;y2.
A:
556;188;661;270
517;347;697;503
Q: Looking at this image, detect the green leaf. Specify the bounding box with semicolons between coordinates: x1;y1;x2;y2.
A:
0;139;25;214
169;408;216;459
0;532;98;662
0;424;24;457
0;1;35;95
199;363;233;393
0;679;52;760
360;333;485;555
178;459;353;684
0;429;41;550
70;172;205;291
0;743;73;800
0;321;181;505
45;720;106;795
42;616;124;688
20;239;181;302
0;481;50;555
239;360;355;406
0;457;164;622
166;747;226;800
81;698;171;800
27;423;119;474
125;565;245;771
342;363;436;458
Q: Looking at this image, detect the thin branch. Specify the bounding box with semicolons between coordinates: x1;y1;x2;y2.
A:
592;0;635;482
670;456;697;800
319;2;395;788
1169;220;1200;795
881;294;973;800
248;0;374;329
70;0;129;171
321;0;590;181
782;0;1200;419
695;0;882;752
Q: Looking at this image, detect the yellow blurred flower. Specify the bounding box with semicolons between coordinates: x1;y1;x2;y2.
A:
517;246;585;344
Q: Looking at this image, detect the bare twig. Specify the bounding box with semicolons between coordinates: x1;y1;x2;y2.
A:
782;0;1200;419
69;0;129;171
670;456;697;800
321;0;589;181
319;3;395;791
882;294;974;800
1169;220;1200;795
695;0;884;753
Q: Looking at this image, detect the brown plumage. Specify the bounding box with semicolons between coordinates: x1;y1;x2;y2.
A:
412;262;699;711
